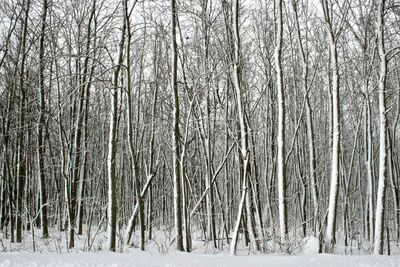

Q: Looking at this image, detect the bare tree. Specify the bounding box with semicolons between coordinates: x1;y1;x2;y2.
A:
171;0;184;252
230;0;253;255
0;0;398;257
15;0;31;243
37;0;49;239
123;0;144;251
107;3;126;251
275;0;289;253
374;0;388;255
291;0;320;250
320;0;344;253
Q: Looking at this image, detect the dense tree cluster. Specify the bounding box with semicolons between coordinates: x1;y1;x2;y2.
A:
0;0;399;255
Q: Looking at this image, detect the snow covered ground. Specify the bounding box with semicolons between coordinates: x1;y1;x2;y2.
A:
1;250;399;267
1;229;399;266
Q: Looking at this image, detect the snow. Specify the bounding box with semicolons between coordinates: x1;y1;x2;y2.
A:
1;251;399;267
1;229;399;267
302;236;320;254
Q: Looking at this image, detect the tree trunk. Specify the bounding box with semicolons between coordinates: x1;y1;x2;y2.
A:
67;0;96;247
171;0;184;252
291;0;320;247
37;0;49;239
107;10;126;251
230;0;252;255
77;0;97;236
124;0;144;251
125;173;156;245
365;100;375;248
16;0;31;243
374;0;388;255
321;0;341;253
275;0;289;253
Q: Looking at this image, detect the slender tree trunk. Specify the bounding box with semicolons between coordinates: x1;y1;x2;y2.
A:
107;74;118;252
2;92;13;239
374;0;388;255
245;180;258;251
180;151;191;252
124;173;156;245
291;0;320;247
171;0;184;252
67;1;96;247
275;0;289;253
16;0;31;243
147;35;159;242
76;88;90;235
249;128;265;251
0;149;7;231
324;38;340;253
107;9;126;251
387;132;398;241
124;0;144;251
365;100;375;248
77;0;97;236
147;85;155;241
37;0;49;239
230;0;252;255
202;3;217;246
321;0;340;253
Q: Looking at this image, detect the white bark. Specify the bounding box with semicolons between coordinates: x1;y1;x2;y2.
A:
37;0;49;239
325;35;340;252
171;0;184;251
230;0;251;256
321;0;340;252
125;174;156;244
123;0;144;251
365;100;375;247
107;11;126;251
107;86;118;252
275;0;289;253
374;0;388;255
107;86;117;251
230;161;248;256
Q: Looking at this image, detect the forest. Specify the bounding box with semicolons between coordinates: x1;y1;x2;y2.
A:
0;0;399;259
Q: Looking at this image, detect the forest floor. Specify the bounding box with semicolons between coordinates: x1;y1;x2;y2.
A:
0;228;399;266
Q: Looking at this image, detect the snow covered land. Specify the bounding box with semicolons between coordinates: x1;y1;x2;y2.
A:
1;230;399;266
1;251;399;267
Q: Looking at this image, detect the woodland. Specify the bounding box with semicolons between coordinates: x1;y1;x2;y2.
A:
0;0;399;257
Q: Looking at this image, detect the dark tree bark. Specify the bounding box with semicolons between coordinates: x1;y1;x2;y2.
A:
15;0;31;243
37;0;49;239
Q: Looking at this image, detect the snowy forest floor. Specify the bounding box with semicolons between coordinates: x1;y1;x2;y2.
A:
1;227;399;266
